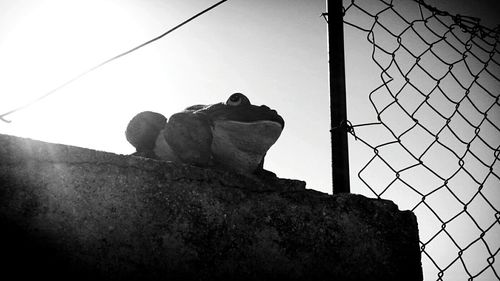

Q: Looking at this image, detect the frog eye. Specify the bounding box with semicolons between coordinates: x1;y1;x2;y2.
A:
226;93;250;106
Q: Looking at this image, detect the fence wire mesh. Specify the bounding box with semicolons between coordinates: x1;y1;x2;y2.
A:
340;0;500;280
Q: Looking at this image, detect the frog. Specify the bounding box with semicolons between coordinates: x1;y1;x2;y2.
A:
125;93;284;177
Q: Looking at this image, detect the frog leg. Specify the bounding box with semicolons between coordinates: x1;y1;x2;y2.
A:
158;111;213;166
253;154;277;178
125;111;167;158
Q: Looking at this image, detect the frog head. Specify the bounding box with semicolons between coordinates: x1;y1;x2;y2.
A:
188;93;284;173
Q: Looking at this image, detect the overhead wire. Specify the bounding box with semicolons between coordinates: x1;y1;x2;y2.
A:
0;0;229;123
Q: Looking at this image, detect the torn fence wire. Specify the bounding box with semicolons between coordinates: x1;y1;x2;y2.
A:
342;0;499;280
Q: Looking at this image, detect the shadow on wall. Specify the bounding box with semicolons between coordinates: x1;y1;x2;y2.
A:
0;134;422;281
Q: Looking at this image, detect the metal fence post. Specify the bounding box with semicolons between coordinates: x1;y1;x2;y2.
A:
327;0;350;194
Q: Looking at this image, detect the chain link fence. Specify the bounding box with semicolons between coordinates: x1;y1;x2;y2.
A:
340;0;499;280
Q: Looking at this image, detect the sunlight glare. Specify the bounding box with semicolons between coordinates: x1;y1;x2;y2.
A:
0;0;188;153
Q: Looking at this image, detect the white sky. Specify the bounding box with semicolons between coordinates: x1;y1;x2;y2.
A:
0;0;498;193
0;0;334;192
0;0;499;280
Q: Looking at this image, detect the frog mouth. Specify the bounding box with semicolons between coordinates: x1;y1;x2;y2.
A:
212;120;283;154
208;105;285;130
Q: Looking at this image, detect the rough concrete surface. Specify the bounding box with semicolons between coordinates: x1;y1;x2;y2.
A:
0;133;422;281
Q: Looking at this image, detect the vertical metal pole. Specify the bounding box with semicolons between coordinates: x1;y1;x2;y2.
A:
327;0;350;193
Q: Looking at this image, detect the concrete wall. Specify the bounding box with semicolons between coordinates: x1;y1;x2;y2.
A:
0;134;422;281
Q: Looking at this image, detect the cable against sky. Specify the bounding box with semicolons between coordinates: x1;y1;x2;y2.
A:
0;0;229;123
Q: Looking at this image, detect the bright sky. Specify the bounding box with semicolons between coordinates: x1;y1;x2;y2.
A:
0;0;498;192
0;1;499;279
0;0;334;192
